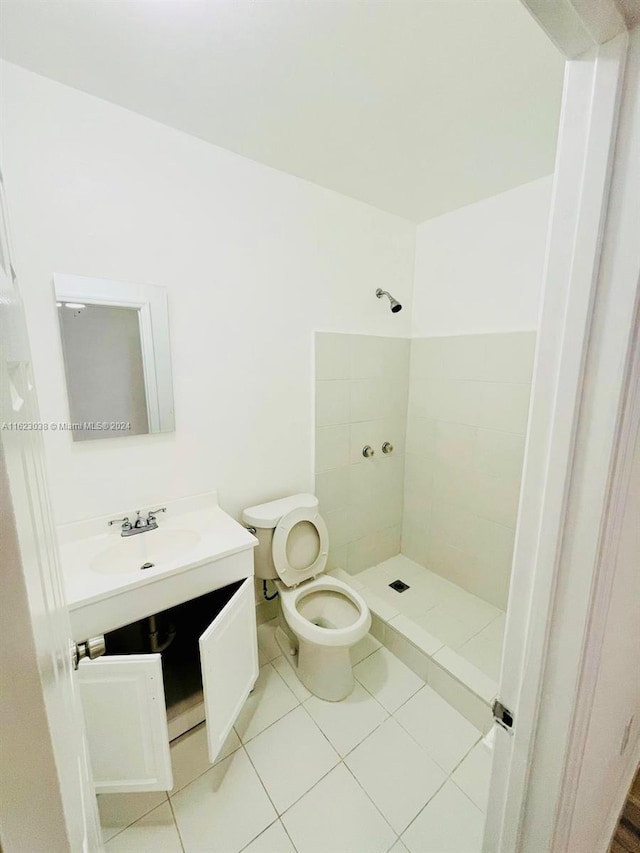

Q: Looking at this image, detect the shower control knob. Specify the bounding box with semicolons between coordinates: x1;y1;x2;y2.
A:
362;445;375;458
382;442;394;454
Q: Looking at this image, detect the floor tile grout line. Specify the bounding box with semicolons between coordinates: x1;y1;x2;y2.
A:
449;774;490;816
236;743;282;845
390;686;483;775
237;817;300;853
353;667;424;716
101;797;176;850
397;771;452;844
234;696;301;746
277;760;345;820
339;689;475;841
236;818;279;853
241;713;340;819
360;671;424;718
339;757;403;842
353;664;398;717
447;733;485;777
268;752;401;845
457;610;507;650
399;767;487;849
166;793;187;853
449;612;505;650
278;816;300;853
334;712;392;762
233;659;302;746
393;713;482;773
170;663;302;800
446;738;490;812
98;792;169;843
249;689;395;813
296;695;355;758
168;738;243;799
393;700;485;845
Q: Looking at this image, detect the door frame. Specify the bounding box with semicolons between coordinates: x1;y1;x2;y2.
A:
486;1;639;850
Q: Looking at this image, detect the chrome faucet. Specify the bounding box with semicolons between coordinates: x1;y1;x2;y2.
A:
108;507;166;537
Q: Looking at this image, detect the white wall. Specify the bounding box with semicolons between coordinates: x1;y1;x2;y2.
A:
0;61;415;525
411;176;552;337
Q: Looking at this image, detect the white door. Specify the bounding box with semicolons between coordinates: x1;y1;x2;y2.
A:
79;576;259;791
77;654;173;794
483;21;634;853
200;576;259;763
0;170;101;849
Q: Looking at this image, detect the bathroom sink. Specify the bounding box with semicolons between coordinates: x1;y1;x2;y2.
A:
91;528;200;575
59;494;258;641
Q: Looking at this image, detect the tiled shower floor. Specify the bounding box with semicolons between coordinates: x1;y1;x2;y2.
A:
99;618;491;852
330;554;505;718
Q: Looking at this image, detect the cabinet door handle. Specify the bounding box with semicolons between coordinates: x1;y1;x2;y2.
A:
382;442;394;454
72;635;106;670
362;445;375;458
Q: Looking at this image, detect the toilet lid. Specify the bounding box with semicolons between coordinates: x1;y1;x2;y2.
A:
271;507;329;587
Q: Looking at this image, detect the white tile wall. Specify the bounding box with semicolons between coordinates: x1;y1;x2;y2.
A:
315;332;410;575
315;331;534;605
402;332;535;609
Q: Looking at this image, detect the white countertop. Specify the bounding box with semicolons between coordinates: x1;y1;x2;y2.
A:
58;493;257;612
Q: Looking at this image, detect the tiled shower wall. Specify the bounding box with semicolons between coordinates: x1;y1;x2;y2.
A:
402;333;536;609
314;331;535;607
314;333;410;574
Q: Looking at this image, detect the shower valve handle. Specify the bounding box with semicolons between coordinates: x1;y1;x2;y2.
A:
362;445;375;458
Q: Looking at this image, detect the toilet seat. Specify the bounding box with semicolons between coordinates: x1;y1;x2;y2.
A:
271;506;329;588
277;576;371;647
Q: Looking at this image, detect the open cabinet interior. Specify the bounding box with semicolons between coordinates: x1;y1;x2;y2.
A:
105;579;245;741
77;575;258;795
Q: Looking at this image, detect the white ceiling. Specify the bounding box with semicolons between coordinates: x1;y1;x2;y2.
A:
0;0;564;223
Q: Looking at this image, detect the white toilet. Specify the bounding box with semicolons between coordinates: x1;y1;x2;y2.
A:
242;493;371;701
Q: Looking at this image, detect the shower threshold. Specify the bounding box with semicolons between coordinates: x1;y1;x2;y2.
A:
331;554;505;733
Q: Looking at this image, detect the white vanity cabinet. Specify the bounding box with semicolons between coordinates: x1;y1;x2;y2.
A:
59;496;259;795
76;574;258;794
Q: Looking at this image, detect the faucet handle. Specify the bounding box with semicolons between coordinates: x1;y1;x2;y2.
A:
108;516;131;530
146;507;167;522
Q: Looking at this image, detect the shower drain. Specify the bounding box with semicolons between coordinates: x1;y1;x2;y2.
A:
389;579;410;593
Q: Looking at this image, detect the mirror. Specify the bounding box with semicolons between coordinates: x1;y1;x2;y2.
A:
53;274;175;441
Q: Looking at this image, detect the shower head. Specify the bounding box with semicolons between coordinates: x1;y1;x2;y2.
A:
376;288;402;313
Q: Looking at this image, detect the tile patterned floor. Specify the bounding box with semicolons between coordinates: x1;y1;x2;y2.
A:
99;622;491;853
353;554;506;684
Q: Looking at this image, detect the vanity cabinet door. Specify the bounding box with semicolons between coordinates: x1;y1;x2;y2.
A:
199;576;258;763
77;654;173;794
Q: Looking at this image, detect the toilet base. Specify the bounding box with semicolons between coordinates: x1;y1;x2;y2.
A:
274;617;355;702
298;639;355;702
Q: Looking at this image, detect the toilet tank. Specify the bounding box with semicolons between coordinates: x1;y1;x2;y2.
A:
242;494;318;581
